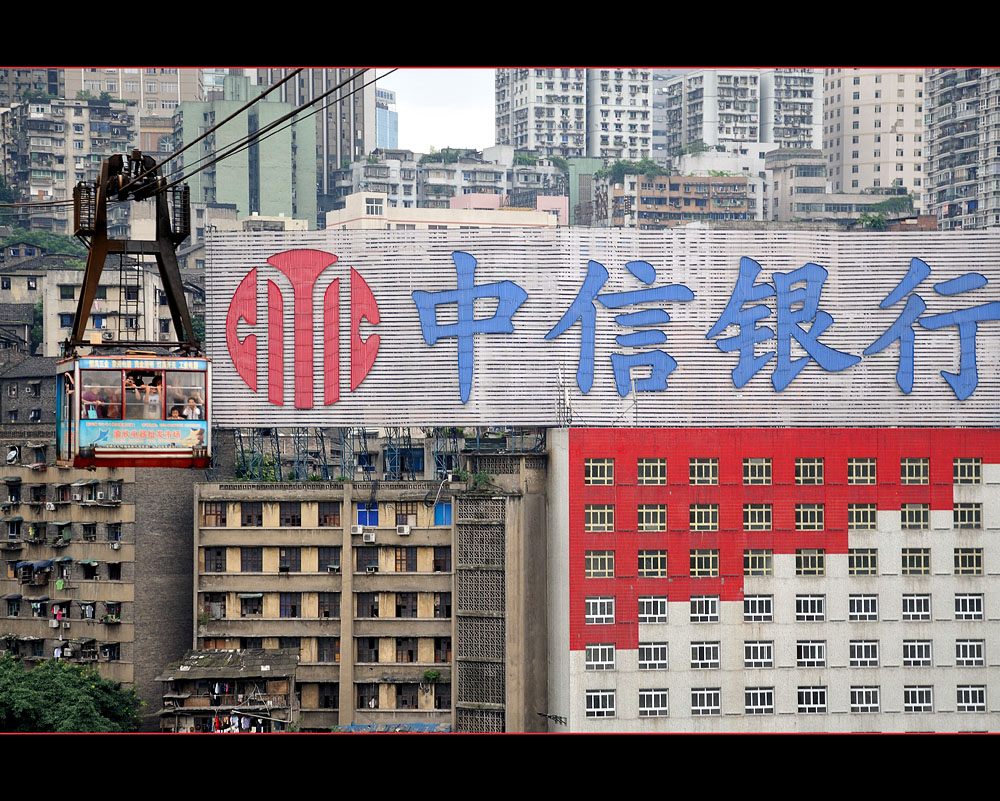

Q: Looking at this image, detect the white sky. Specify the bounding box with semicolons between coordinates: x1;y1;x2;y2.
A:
374;68;496;153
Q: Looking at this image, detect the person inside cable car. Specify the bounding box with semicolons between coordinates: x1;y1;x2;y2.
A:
145;376;163;418
183;394;204;420
169;406;183;419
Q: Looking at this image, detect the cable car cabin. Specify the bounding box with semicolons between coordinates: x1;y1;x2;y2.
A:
56;354;211;469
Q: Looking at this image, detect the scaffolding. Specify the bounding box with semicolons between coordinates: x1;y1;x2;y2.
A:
383;427;415;481
234;428;282;482
431;427;462;479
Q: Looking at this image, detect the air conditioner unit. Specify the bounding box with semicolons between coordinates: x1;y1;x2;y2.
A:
159;333;170;341
278;565;289;573
350;525;364;536
365;565;379;574
396;525;411;536
326;565;341;573
96;492;104;500
362;532;376;544
49;619;59;628
110;542;120;550
101;331;114;341
72;494;81;501
7;497;16;504
45;502;55;511
63;622;70;629
446;473;455;483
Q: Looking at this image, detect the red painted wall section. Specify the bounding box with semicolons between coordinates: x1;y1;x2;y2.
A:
324;278;340;406
225;267;257;392
350;268;380;391
267;280;284;406
567;428;1000;652
267;249;339;409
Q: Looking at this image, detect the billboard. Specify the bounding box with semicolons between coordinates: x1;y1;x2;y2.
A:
206;228;1000;427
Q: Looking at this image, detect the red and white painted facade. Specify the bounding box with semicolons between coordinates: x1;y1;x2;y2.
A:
548;428;1000;731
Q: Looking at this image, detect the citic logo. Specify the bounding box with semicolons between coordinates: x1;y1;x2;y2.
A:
225;249;380;409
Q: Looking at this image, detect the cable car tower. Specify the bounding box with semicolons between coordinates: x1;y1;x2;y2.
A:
56;151;211;469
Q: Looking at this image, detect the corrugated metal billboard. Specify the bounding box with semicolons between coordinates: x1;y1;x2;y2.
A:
205;228;1000;427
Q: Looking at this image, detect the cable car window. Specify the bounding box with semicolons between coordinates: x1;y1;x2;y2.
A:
80;370;121;419
166;371;205;420
124;371;163;420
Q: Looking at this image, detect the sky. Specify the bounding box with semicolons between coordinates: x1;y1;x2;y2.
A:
374;68;496;154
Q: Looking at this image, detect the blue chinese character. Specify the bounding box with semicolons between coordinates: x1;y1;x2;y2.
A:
412;251;527;403
545;259;693;397
863;258;1000;400
707;257;860;391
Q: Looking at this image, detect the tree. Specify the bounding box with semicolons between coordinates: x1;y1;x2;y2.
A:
30;301;43;355
0;227;87;258
857;211;887;231
0;654;142;732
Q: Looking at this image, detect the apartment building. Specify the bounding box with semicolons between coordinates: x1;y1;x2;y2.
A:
64;68;203;116
0;97;136;233
326;191;558;230
594;172;751;229
0;69;64;108
495;68;588;158
822;69;925;210
586;69;652;161
549;428;1000;731
924;68;1000;230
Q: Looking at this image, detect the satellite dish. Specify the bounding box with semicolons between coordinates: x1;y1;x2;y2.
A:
6;446;19;464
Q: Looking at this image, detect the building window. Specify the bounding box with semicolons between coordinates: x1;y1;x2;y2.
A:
953;458;981;484
356;547;378;572
395;592;417;618
357;593;379;618
901;504;929;530
59;313;74;328
955;594;984;621
584;458;614;485
956;686;986;713
902;594;931;621
849;548;878;576
434;502;452;526
690;688;721;716
743;458;771;485
395;637;417;663
902;640;932;667
356;503;378;527
744;549;773;576
797;686;827;714
953;503;982;529
689;458;718;485
585;690;616;718
796;641;826;668
279;502;301;527
638;689;668;717
903;686;933;713
585;597;615;624
849;594;879;621
743;504;771;531
239;595;262;617
433;546;451;572
638;596;667;623
585;550;614;578
850;640;879;668
901;547;930;575
744;595;772;622
241;502;263;527
690;642;720;669
585;643;616;671
279;593;300;618
956;640;985;667
637;504;666;532
395;546;417;573
954;548;983;575
240;547;262;573
744;687;774;715
434;592;451;619
795;504;824;531
205;547;226;572
795;457;824;485
796;595;825;622
584;504;614;532
278;547;300;573
202;502;226;527
689;549;718;577
850;687;880;713
357;683;379;709
901;457;929;484
317;546;341;572
639;642;669;670
434;684;451;710
796;549;825;576
638;550;668;577
637;458;666;485
318;501;341;527
689;505;718;531
690;595;719;623
317;592;340;619
848;503;877;530
744;641;773;669
395;501;418;527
